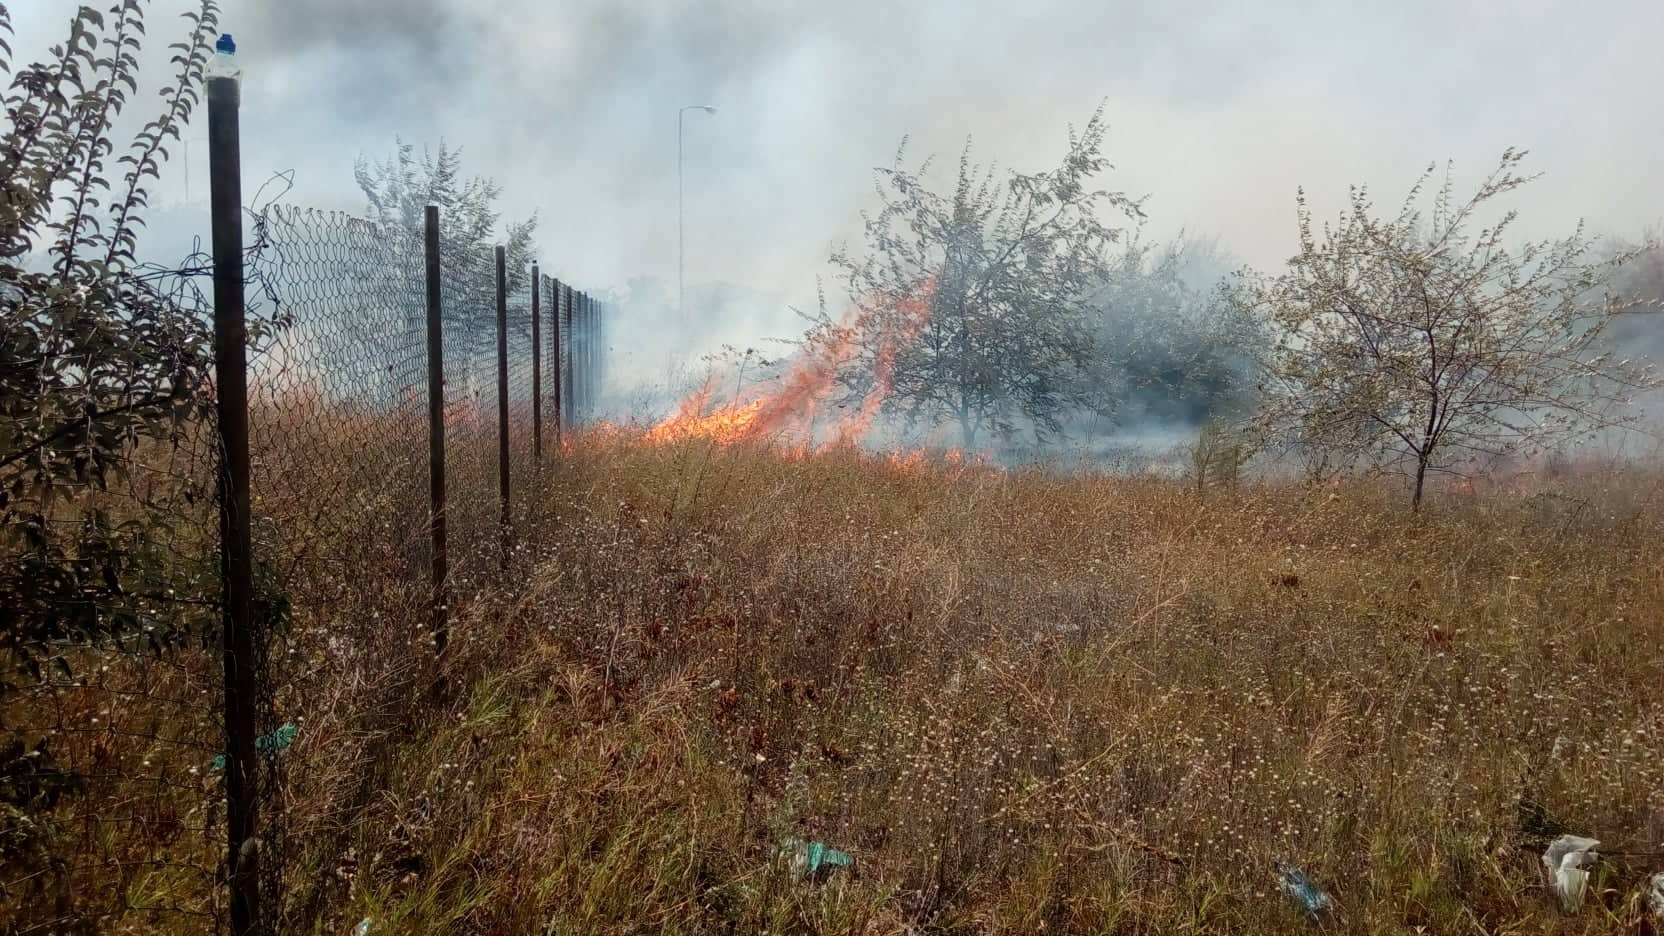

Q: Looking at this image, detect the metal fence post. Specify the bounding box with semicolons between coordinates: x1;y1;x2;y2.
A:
207;69;260;936
562;284;574;430
424;206;448;657
550;277;563;448
594;297;603;421
576;292;588;425
592;293;605;421
581;291;589;426
570;292;580;427
565;290;575;429
531;264;541;461
495;246;510;572
595;298;605;420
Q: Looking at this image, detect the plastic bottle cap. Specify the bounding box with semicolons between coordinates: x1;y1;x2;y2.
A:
216;33;236;55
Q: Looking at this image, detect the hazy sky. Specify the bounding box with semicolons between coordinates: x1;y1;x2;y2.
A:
13;0;1664;336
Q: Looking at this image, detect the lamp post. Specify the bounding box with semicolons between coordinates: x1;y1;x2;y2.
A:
678;104;716;334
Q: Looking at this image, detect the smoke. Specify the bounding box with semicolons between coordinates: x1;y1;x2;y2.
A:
594;275;810;422
16;0;1658;283
10;0;1663;454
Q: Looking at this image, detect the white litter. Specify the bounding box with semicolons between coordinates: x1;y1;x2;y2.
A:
1541;834;1600;913
1646;873;1664;924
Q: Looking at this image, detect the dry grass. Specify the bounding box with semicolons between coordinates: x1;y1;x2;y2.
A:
9;434;1664;933
287;439;1664;934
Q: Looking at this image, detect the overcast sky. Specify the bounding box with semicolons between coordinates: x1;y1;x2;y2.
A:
13;0;1663;342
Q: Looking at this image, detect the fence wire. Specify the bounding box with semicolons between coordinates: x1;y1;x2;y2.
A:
248;206;605;927
2;194;610;932
241;205;433;930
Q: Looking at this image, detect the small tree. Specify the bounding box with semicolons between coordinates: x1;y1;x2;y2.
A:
828;107;1144;449
1188;418;1244;496
1;0;220;849
354;140;537;387
355;141;537;296
1087;235;1268;431
1248;150;1659;508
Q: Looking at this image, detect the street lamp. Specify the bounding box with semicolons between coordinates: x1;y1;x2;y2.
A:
679;104;716;333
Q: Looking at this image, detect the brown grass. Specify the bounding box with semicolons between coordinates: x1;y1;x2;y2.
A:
10;434;1664;933
291;439;1664;934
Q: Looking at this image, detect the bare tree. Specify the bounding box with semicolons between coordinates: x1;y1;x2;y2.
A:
1246;149;1659;508
827;106;1144;450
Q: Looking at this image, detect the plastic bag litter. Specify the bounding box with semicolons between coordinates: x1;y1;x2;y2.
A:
777;837;852;880
1646;872;1664;924
351;919;371;936
1541;834;1600;913
1275;862;1333;918
211;721;299;771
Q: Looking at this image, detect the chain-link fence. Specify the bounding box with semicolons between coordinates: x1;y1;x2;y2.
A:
2;89;613;933
240;203;611;931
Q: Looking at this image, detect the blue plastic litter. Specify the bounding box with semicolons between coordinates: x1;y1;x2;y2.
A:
1276;861;1333;918
779;837;853;878
211;722;298;771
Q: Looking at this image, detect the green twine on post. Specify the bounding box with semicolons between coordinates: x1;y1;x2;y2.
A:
210;721;298;771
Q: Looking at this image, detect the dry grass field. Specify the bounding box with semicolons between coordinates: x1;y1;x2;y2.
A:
8;435;1664;934
284;438;1664;934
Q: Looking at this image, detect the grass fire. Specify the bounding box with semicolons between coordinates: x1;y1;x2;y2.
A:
4;2;1664;934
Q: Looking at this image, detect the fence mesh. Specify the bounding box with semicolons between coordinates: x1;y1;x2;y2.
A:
247;205;605;928
1;193;610;932
241;205;434;929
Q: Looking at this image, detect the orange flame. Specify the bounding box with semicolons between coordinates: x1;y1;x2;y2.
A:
646;276;936;450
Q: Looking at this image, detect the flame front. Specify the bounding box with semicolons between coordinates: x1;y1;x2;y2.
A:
646;276;936;450
641;384;767;445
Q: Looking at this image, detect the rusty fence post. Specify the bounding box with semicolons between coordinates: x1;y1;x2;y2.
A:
495;246;510;572
424;206;448;656
208;64;260;936
531;263;541;461
550;277;563;447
